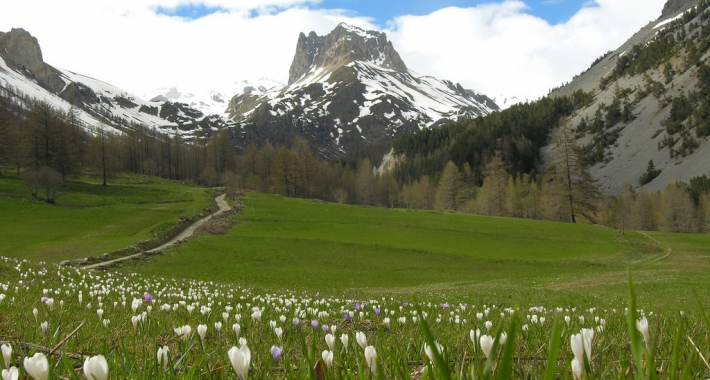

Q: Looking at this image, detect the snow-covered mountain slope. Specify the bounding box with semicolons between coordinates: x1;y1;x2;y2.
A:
0;28;229;136
142;78;284;117
226;23;498;158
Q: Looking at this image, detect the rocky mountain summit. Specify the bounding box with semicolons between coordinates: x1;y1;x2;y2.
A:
288;24;408;85
549;0;710;194
0;28;65;93
0;28;226;136
227;23;498;158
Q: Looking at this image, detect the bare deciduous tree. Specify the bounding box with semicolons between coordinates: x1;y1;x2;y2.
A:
546;122;600;223
22;166;64;203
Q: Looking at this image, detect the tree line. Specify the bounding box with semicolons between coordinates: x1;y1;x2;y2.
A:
2;90;709;234
0;96;237;200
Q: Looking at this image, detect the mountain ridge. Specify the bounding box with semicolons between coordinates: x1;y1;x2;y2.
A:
549;0;710;194
226;23;499;158
0;28;229;137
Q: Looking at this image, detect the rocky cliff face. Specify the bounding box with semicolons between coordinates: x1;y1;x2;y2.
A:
227;23;498;158
288;24;407;85
0;28;65;93
661;0;701;18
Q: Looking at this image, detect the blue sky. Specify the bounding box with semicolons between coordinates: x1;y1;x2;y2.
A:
158;0;592;26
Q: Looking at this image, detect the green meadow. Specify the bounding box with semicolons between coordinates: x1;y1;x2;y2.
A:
0;174;215;261
127;192;710;308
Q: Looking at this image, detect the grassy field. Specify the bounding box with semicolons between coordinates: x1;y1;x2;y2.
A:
2;185;710;379
128;192;710;308
0;173;215;262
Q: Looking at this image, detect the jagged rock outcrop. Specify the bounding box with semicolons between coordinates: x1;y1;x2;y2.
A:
288;24;407;85
0;28;65;93
661;0;700;18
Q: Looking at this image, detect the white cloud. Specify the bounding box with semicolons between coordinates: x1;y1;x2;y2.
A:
0;0;667;107
386;0;666;105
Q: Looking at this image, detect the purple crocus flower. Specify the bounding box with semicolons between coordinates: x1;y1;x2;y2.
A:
344;313;352;323
311;320;319;331
41;297;48;303
322;325;329;333
143;292;153;302
441;303;449;310
293;317;300;328
271;345;283;365
375;308;381;317
354;303;361;312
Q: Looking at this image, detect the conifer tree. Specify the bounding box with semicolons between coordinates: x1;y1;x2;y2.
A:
546;122;600;223
435;161;463;211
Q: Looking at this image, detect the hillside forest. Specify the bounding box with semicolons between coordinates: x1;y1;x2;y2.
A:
1;80;709;235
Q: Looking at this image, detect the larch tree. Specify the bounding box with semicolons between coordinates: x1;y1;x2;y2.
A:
661;182;695;233
546;122;600;223
477;152;508;216
356;158;375;206
631;188;659;231
435;161;463;211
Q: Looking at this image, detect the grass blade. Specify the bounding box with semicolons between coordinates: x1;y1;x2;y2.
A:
626;271;645;379
496;309;517;380
543;315;562;380
413;297;451;380
668;322;684;380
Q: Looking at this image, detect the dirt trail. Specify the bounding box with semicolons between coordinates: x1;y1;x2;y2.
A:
83;194;231;270
638;231;673;262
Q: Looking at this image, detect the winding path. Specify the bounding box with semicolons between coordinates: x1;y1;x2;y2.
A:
83;194;231;270
638;231;673;263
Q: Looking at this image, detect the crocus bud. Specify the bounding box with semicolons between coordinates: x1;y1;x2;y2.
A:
1;367;18;380
1;344;11;368
364;346;377;374
197;324;207;341
570;333;584;364
356;331;367;349
321;350;333;369
228;345;251;379
270;346;283;365
636;316;650;348
157;346;169;370
340;334;349;352
581;328;594;362
40;322;48;335
23;353;48;380
325;334;335;351
83;355;108;380
480;335;494;358
571;358;583;380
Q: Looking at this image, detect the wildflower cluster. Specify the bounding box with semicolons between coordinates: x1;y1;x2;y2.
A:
0;257;708;379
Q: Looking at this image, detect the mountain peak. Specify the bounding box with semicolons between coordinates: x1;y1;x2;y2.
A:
661;0;700;18
287;24;407;85
0;28;65;93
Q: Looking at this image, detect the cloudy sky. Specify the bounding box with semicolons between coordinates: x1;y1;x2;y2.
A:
1;0;666;106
